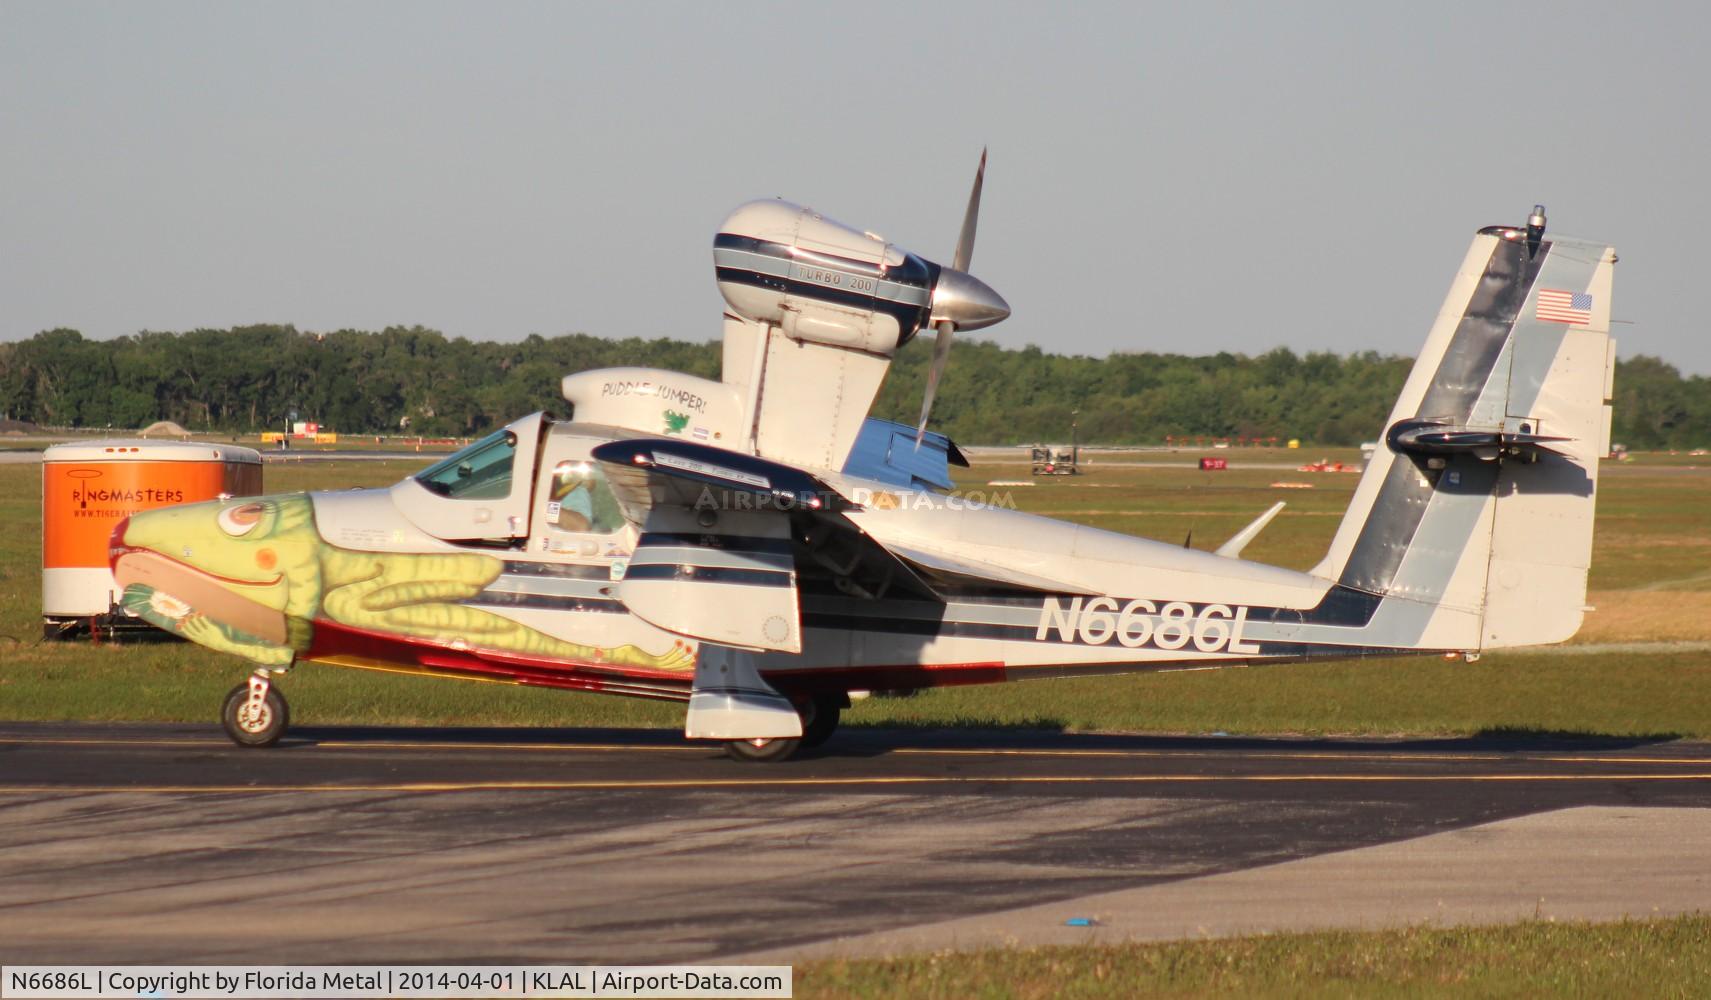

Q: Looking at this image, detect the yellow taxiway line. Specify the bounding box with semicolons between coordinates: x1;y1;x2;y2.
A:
893;747;1711;766
0;773;1709;794
0;736;699;754
314;740;701;753
0;737;218;747
4;735;1711;767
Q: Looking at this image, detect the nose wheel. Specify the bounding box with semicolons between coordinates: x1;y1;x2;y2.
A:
221;672;289;747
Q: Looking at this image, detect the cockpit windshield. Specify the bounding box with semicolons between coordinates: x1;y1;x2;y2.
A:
413;429;517;500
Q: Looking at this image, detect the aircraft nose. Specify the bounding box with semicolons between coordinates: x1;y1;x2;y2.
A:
930;267;1011;332
108;515;131;569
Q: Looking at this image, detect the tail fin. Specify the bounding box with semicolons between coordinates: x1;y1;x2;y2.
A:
1311;218;1617;650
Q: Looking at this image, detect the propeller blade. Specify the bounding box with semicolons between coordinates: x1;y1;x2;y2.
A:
952;148;986;272
916;150;989;446
915;320;956;445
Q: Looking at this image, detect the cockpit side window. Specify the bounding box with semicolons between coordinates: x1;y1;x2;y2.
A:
548;461;623;535
413;430;518;500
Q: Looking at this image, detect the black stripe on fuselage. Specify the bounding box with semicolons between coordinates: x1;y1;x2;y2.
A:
713;234;935;288
636;532;795;555
714;266;933;339
464;593;626;614
798;617;1395;658
499;561;613;580
800;584;1382;644
622;563;794;588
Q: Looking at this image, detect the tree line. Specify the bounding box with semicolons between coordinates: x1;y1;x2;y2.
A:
2;325;1707;448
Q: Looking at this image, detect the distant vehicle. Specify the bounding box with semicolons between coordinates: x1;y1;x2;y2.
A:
110;183;1616;762
1031;445;1079;476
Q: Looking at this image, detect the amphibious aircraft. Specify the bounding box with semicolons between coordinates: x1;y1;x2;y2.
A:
110;159;1618;760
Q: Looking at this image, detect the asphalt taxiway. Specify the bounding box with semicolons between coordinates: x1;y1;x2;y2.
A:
1;723;1707;963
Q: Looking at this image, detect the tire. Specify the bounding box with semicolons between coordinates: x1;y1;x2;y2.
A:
723;737;801;763
221;681;289;748
799;696;842;749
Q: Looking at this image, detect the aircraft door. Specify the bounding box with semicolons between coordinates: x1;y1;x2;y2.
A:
530;434;633;569
390;413;544;544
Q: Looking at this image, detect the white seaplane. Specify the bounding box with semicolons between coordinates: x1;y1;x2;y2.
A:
111;159;1618;760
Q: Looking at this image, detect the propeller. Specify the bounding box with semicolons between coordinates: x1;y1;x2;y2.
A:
916;149;1008;445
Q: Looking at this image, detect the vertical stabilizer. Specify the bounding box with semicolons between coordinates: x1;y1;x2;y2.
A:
1310;219;1616;650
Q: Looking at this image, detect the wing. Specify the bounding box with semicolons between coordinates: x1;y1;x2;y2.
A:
592;439;938;654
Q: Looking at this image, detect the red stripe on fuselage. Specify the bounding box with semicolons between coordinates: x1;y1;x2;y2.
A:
764;662;1007;695
301;619;1008;698
303;619;694;692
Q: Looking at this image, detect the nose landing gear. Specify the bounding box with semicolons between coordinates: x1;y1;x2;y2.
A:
221;670;290;747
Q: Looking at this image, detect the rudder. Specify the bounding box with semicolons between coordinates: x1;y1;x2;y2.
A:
1480;234;1616;646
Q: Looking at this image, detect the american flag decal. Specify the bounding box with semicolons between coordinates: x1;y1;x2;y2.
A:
1536;288;1593;325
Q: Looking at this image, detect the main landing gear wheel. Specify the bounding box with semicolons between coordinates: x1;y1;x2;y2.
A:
799;696;842;749
221;676;289;748
721;695;845;762
723;736;801;763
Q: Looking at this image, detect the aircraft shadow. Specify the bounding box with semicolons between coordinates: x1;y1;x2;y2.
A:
804;726;1688;760
284;723;1690;758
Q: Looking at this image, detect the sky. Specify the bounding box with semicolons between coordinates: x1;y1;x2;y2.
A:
3;2;1708;374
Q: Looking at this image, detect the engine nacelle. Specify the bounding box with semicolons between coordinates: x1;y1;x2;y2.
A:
715;200;1010;356
713;200;941;356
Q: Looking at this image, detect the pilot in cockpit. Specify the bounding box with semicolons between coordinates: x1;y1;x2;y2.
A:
549;461;622;534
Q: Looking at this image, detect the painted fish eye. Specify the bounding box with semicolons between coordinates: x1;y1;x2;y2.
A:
217;502;267;537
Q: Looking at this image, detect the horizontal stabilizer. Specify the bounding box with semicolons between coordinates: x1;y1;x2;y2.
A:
1214;502;1287;559
1387;419;1572;461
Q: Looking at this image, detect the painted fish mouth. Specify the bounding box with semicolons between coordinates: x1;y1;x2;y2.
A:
110;545;283;589
111;548;289;646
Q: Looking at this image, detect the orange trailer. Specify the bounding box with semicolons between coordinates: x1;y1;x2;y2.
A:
42;440;262;638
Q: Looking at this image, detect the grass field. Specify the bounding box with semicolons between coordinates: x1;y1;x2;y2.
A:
793;916;1711;999
1;450;1708;737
